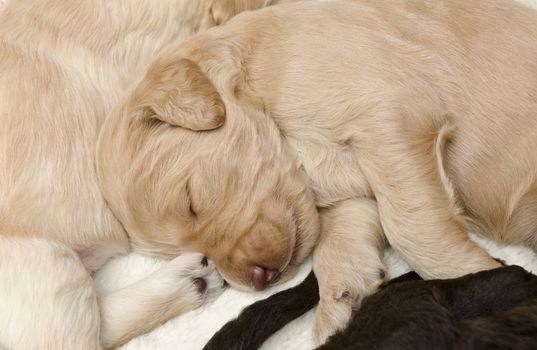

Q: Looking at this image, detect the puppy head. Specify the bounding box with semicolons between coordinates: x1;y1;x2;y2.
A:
97;49;320;291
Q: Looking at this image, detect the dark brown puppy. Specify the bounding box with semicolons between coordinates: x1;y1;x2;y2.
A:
204;266;537;350
320;266;537;350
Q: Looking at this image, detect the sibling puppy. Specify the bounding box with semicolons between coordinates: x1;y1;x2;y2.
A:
0;1;274;348
98;0;537;342
319;266;537;350
204;266;537;350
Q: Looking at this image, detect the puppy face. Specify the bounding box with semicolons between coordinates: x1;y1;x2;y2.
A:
98;51;320;291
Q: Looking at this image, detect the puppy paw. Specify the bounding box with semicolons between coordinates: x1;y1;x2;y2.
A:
313;285;358;346
161;253;225;308
313;268;387;346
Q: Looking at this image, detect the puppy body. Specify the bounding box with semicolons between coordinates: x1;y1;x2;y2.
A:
99;0;537;342
0;0;272;348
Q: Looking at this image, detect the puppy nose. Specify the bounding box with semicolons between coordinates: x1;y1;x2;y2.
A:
249;266;279;290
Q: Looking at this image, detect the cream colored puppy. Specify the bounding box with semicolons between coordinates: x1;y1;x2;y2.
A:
98;0;537;344
0;0;275;349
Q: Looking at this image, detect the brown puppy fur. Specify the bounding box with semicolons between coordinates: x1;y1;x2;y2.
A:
98;0;537;344
0;0;275;348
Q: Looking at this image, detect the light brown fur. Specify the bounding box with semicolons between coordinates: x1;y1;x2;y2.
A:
98;0;537;344
0;0;275;348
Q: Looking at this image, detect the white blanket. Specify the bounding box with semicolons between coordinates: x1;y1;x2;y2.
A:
2;0;537;349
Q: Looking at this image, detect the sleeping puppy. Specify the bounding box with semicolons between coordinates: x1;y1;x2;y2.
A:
0;0;276;349
97;0;537;344
204;266;537;350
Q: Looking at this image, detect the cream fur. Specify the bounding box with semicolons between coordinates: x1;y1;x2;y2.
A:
0;236;100;350
0;0;275;348
97;0;537;344
96;47;321;290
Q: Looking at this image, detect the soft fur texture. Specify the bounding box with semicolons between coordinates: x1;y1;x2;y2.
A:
3;1;537;349
0;1;277;349
0;236;100;350
0;235;223;350
204;266;537;350
97;0;537;344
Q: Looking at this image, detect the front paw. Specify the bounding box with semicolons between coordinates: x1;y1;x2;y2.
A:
166;253;225;307
313;285;359;346
313;269;387;346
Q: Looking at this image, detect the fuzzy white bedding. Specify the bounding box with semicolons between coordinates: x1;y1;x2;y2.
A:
2;0;537;349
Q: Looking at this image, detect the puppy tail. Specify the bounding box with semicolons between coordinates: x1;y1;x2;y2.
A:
203;271;319;350
434;119;463;216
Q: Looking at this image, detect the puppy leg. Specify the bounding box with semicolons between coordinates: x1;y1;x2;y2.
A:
99;253;224;349
356;113;500;279
0;236;100;350
313;197;386;345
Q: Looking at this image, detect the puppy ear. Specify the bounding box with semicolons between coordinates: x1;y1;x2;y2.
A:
209;0;272;25
137;58;225;131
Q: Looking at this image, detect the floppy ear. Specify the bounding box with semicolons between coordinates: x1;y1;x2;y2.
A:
137;58;225;131
208;0;273;25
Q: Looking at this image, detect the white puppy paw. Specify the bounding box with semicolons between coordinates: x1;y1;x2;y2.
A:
159;253;225;307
